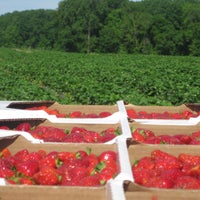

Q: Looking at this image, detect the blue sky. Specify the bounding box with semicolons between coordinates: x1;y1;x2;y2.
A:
0;0;61;16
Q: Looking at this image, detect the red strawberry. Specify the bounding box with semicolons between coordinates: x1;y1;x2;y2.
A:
69;111;83;118
126;109;137;118
15;122;32;132
0;148;11;158
78;175;101;186
0;126;10;130
0;168;15;178
68;167;90;184
18;177;35;185
34;166;61;185
144;176;173;188
144;136;162;144
98;150;117;163
190;131;200;144
13;149;29;162
99;112;112;118
132;167;159;185
178;153;200;166
84;113;99;118
38;152;58;168
152;150;182;170
172;134;192;144
16;160;39;177
160;168;183;182
132;128;147;142
134;156;155;170
57;151;76;162
173;176;200;189
182;110;194;119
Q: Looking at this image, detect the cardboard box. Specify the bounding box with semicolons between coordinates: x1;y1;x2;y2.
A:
0;117;131;144
3;101;120;117
0;135;125;200
124;144;200;196
125;103;200;114
129;123;200;143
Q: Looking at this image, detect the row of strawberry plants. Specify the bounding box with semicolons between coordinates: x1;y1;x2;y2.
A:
0;48;199;105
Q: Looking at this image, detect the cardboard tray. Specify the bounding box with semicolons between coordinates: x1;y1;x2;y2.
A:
0;100;120;117
0;117;131;144
125;103;200;113
0;135;132;200
129;122;200;143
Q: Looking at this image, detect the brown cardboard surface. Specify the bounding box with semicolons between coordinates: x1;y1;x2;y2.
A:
0;136;119;200
0;185;106;200
125;190;200;200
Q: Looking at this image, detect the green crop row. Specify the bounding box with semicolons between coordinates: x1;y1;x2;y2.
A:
0;48;199;105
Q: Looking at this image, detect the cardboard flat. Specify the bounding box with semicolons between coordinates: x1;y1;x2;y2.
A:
129;123;200;137
125;103;199;113
0;136;121;200
0;117;130;144
3;101;119;116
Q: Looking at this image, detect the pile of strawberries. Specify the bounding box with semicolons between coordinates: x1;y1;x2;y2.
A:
25;106;112;118
127;108;200;119
132;127;200;145
0;148;118;186
0;122;121;143
132;150;200;189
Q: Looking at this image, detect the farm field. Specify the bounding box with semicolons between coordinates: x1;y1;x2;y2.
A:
0;48;199;106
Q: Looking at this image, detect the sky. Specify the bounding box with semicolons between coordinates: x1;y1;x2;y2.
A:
0;0;140;16
0;0;62;16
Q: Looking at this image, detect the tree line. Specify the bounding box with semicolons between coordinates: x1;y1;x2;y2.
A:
0;0;200;56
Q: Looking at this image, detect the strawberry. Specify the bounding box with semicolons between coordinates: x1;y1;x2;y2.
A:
152;150;182;170
144;176;173;188
38;152;58;168
0;126;10;130
0;168;15;178
134;156;155;170
13;149;29;162
98;150;117;163
78;175;101;186
190;131;200;144
160;168;183;182
172;134;192;144
132;128;155;143
178;153;200;166
144;136;162;144
126;109;137;118
15;122;32;132
0;148;11;158
69;111;83;118
57;151;76;162
182;110;194;119
132;128;147;142
173;176;200;189
99;112;112;118
68;167;90;184
15;160;39;177
34;166;61;185
132;167;159;185
83;130;102;143
18;177;35;185
84;113;99;118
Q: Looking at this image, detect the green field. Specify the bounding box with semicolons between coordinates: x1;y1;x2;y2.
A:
0;48;199;105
